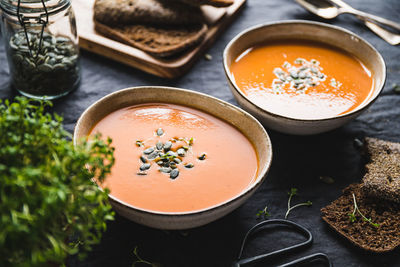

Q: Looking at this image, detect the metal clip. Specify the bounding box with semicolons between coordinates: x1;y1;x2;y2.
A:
16;0;49;59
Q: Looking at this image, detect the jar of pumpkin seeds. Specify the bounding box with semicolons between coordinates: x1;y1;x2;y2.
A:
0;0;80;99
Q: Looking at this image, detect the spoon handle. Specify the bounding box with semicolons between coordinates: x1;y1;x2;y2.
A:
330;0;400;31
363;20;400;45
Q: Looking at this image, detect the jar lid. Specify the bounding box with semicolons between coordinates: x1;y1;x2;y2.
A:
0;0;70;17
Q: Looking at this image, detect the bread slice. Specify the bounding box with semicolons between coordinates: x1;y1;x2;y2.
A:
362;137;400;203
93;0;205;26
321;183;400;253
166;0;234;7
94;21;208;57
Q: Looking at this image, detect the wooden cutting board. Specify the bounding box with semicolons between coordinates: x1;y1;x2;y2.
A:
72;0;246;79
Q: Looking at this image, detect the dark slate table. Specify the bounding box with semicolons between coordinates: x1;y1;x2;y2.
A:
1;0;400;266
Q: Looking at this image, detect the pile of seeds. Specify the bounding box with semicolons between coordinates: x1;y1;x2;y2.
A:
270;58;339;93
8;30;80;97
136;128;206;179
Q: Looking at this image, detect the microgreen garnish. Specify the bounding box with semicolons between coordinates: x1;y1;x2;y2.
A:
188;137;194;146
132;246;160;267
256;205;271;219
285;188;312;219
348;193;380;228
392;83;400;94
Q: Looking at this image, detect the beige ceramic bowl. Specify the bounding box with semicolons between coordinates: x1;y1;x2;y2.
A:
74;86;272;230
223;20;386;135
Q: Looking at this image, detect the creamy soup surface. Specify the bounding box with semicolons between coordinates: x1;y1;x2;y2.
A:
230;40;374;119
90;103;258;212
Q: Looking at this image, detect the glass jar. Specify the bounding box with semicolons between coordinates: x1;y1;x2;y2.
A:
0;0;80;99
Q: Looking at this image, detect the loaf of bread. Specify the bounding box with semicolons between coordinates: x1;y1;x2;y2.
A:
93;0;205;26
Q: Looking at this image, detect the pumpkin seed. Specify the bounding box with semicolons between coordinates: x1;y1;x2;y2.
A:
163;141;172;151
170;169;179;179
157;160;164;165
173;158;181;164
198;153;206;160
177;148;186;156
156;141;163;150
137;172;147;176
147;151;158;160
140;163;151;171
159;167;172;173
156;128;164;136
185;163;194;168
140;156;147;163
143;147;155;154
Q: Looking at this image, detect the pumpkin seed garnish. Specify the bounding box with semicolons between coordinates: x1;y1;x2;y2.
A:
159;167;172;173
140;163;151;171
184;163;194;168
173;158;182;164
140;156;147;163
156;128;164;136
143;147;155;154
147;151;158;160
177;148;186;157
156;141;163;150
198;153;206;160
137;172;147;176
170;169;179;179
163;141;172;151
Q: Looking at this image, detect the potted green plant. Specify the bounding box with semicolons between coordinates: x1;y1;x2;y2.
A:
0;97;115;266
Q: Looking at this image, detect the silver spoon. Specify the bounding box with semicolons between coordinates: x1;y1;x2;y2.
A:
295;0;400;45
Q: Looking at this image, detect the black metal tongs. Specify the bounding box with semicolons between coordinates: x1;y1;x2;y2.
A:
232;219;332;267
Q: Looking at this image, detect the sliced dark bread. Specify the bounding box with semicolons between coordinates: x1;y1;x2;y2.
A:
362;137;400;203
94;0;205;26
94;21;208;57
321;183;400;253
166;0;234;7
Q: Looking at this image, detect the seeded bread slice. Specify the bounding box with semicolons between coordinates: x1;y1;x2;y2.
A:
321;183;400;253
93;0;205;26
94;21;208;57
362;137;400;203
166;0;234;7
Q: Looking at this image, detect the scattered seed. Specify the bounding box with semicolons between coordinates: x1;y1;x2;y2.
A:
140;156;147;163
353;138;364;150
143;147;155;154
204;53;212;61
166;151;177;157
198;153;206;160
185;163;194;168
137;172;147;176
156;128;164;136
173;158;182;164
170;169;179;179
156;160;164;165
140;163;151;171
319;176;335;184
183;146;189;151
156;141;163;150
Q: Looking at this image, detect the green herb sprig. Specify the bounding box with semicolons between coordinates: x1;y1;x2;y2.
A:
285;188;312;219
0;97;115;266
132;246;160;267
348;193;380;228
256;205;270;219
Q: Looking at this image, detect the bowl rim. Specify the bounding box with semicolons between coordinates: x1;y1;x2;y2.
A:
74;86;273;217
223;19;387;122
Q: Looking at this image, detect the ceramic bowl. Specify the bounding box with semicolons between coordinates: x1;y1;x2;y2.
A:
74;86;272;230
223;20;386;135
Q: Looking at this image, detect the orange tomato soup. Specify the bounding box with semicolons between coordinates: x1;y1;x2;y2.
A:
90;104;258;212
230;40;374;119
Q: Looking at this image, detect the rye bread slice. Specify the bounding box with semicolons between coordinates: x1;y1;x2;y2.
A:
321;183;400;253
362;137;400;203
94;21;208;57
93;0;205;26
167;0;234;7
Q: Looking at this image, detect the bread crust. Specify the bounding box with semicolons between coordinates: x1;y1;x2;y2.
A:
94;21;208;57
94;0;205;26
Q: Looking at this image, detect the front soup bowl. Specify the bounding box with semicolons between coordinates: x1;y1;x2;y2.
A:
74;86;272;229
